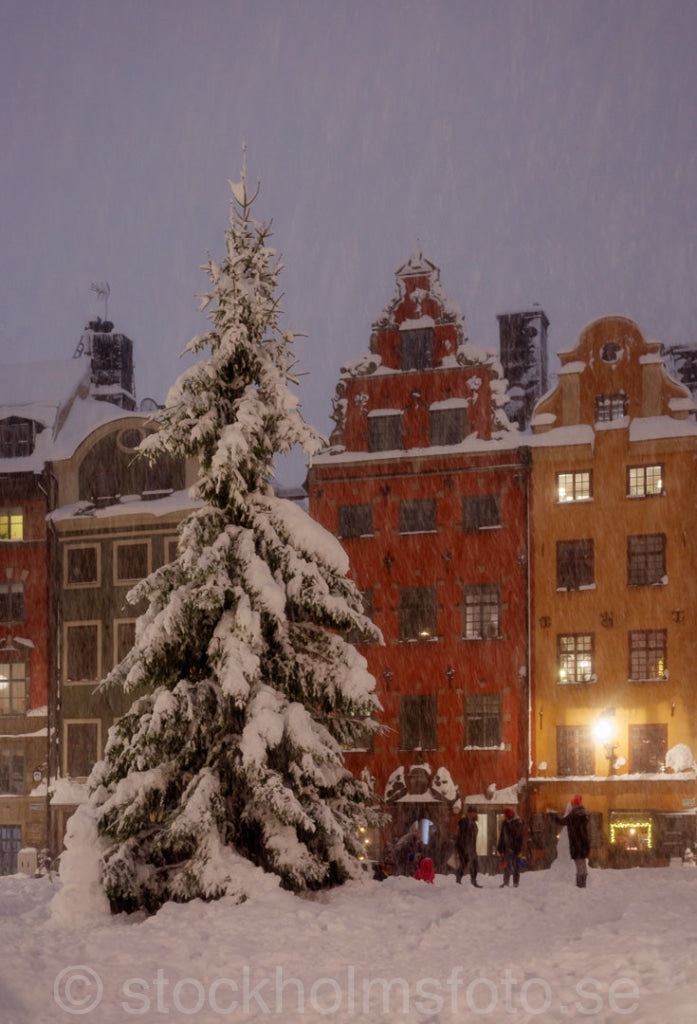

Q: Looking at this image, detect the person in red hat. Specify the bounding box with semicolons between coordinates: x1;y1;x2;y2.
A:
562;795;591;887
497;807;524;887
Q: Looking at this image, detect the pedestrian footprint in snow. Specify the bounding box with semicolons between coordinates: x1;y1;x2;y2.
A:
497;807;523;888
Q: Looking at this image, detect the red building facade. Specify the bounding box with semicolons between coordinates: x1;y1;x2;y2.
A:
308;254;531;868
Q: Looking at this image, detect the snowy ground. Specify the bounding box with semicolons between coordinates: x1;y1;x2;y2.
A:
2;839;696;1023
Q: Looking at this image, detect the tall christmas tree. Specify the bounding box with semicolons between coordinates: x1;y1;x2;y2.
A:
87;159;382;914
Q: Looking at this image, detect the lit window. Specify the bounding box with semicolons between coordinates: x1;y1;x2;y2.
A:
0;508;23;541
627;465;663;498
0;659;28;715
463;584;501;639
627;534;665;586
558;634;595;684
595;394;627;422
556;470;592;502
629;630;667;680
399;587;437;641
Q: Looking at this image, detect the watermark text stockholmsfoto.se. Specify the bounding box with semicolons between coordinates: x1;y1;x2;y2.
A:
53;964;641;1017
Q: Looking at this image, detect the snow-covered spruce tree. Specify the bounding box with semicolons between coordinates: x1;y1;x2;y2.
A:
88;165;382;914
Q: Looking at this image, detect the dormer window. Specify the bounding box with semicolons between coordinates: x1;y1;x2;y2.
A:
400;328;434;371
595;394;627;422
0;418;40;458
600;342;621;363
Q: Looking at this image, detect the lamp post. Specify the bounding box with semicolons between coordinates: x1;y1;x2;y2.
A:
594;712;618;776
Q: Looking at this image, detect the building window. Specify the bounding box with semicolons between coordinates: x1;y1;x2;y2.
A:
0;658;27;714
627;464;663;498
114;541;150;583
399;587;437;641
342;718;375;752
165;536;179;563
0;752;24;794
595;394;627;422
368;413;403;452
399;694;437;750
463;584;501;639
0;418;37;458
627;534;665;586
144;460;174;497
0;582;25;623
557;539;594;590
65;545;99;586
338;504;373;539
65;623;100;682
558;634;595;684
0;826;22;875
629;630;667;680
344;591;375;646
463;494;500;530
430;407;467;446
400;328;434;371
65;721;100;779
464;693;502;748
557;725;594;776
0;508;23;541
629;724;667;774
88;470;121;506
556;470;592;503
399;499;436;534
114;619;137;665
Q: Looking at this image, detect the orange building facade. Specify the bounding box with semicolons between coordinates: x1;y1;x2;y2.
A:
529;316;697;865
308;254;532;871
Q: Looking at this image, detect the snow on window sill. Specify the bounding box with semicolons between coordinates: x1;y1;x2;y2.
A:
399;529;438;536
463;744;505;752
461;633;502;641
555;497;593;505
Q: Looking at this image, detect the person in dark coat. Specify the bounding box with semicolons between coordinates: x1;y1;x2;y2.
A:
497;807;524;887
563;794;591;887
455;806;482;887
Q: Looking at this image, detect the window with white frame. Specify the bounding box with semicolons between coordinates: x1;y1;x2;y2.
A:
65;545;99;587
0;657;28;714
65;622;100;682
463;584;501;639
595;393;627;422
629;630;667;680
627;534;665;586
556;470;592;503
627;464;663;498
114;540;150;583
0;508;23;541
557;634;595;684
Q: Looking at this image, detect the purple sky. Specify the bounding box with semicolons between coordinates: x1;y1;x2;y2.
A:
2;0;697;483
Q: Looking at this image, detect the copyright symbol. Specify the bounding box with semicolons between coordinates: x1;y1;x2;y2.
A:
53;965;103;1015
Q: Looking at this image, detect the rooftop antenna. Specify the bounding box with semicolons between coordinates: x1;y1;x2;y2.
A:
91;281;110;321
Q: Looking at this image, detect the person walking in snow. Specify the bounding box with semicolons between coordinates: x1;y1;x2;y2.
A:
497;807;524;887
455;806;482;887
562;794;591;887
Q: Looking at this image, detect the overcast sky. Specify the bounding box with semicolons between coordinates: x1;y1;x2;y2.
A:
2;0;696;483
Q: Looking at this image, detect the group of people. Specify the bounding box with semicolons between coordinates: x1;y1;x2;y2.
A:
454;795;591;889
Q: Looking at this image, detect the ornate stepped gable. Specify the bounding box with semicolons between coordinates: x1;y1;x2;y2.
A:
328;251;512;450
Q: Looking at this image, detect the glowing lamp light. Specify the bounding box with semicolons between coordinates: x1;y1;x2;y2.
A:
594;718;613;744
